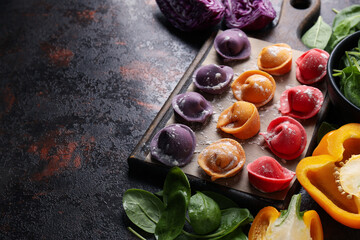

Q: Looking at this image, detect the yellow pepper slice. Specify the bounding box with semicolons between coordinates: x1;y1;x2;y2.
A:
296;123;360;229
248;194;323;240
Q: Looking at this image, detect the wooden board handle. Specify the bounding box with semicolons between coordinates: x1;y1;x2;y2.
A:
250;0;320;51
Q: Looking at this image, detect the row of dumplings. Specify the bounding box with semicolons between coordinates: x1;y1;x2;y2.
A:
150;29;329;193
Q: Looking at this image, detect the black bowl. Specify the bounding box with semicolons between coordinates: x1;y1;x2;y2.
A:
327;31;360;122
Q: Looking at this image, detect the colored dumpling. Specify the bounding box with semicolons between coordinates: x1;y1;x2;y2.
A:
257;43;292;75
150;124;196;167
193;64;234;94
214;28;251;61
172;92;213;123
198;138;246;181
217;101;260;139
247;156;295;193
231;70;276;107
279;85;324;119
296;48;329;85
260;116;307;160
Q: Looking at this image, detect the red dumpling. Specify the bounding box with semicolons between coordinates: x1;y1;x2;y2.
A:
260;116;307;160
279;85;324;119
247;156;295;193
296;48;329;85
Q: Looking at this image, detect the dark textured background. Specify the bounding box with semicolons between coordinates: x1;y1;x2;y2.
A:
0;0;359;239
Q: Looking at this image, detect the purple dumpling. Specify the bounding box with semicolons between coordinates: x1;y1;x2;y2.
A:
150;124;196;166
214;29;251;60
193;64;234;94
172;92;213;123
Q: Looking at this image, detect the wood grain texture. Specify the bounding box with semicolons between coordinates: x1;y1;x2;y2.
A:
249;0;320;51
1;0;360;239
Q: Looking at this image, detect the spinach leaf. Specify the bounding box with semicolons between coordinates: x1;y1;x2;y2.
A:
343;66;360;107
209;208;253;240
332;4;360;29
123;189;165;233
334;39;360;109
301;16;332;49
123;167;254;240
188;192;221;235
326;4;360;51
347;52;360;67
317;122;338;144
202;191;238;210
327;15;360;51
334;66;360;108
155;192;187;240
217;226;247;240
175;234;196;240
335;66;356;91
163;167;191;207
183;208;253;239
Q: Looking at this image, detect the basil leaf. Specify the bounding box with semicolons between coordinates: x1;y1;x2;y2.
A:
301;16;332;49
163;167;191;207
155;192;187;240
123;189;165;233
202;191;239;210
188;192;221;235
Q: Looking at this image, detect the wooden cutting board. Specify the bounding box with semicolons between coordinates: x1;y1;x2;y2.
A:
249;0;320;51
128;0;325;207
144;35;327;201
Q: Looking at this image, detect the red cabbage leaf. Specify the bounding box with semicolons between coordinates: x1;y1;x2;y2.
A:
223;0;276;31
155;0;225;31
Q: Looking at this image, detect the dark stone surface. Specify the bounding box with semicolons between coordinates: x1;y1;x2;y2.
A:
0;0;359;239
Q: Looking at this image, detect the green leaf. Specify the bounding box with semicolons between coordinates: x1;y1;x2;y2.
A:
301;16;332;49
332;4;360;29
217;226;247;240
188;192;221;235
343;67;360;107
183;208;253;239
123;189;165;233
327;15;360;51
264;194;314;239
202;191;239;210
163;167;191;207
175;234;196;240
275;194;303;227
327;4;360;51
209;208;253;240
155;192;187;240
317;122;338;143
337;66;356;90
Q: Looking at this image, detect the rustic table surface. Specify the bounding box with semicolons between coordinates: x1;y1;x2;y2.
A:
0;0;359;239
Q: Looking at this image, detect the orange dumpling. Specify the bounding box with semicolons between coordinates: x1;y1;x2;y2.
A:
231;70;276;107
257;43;292;75
217;101;260;139
198;138;246;181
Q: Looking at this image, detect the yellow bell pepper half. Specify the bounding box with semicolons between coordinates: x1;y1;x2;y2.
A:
296;123;360;229
248;194;323;240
